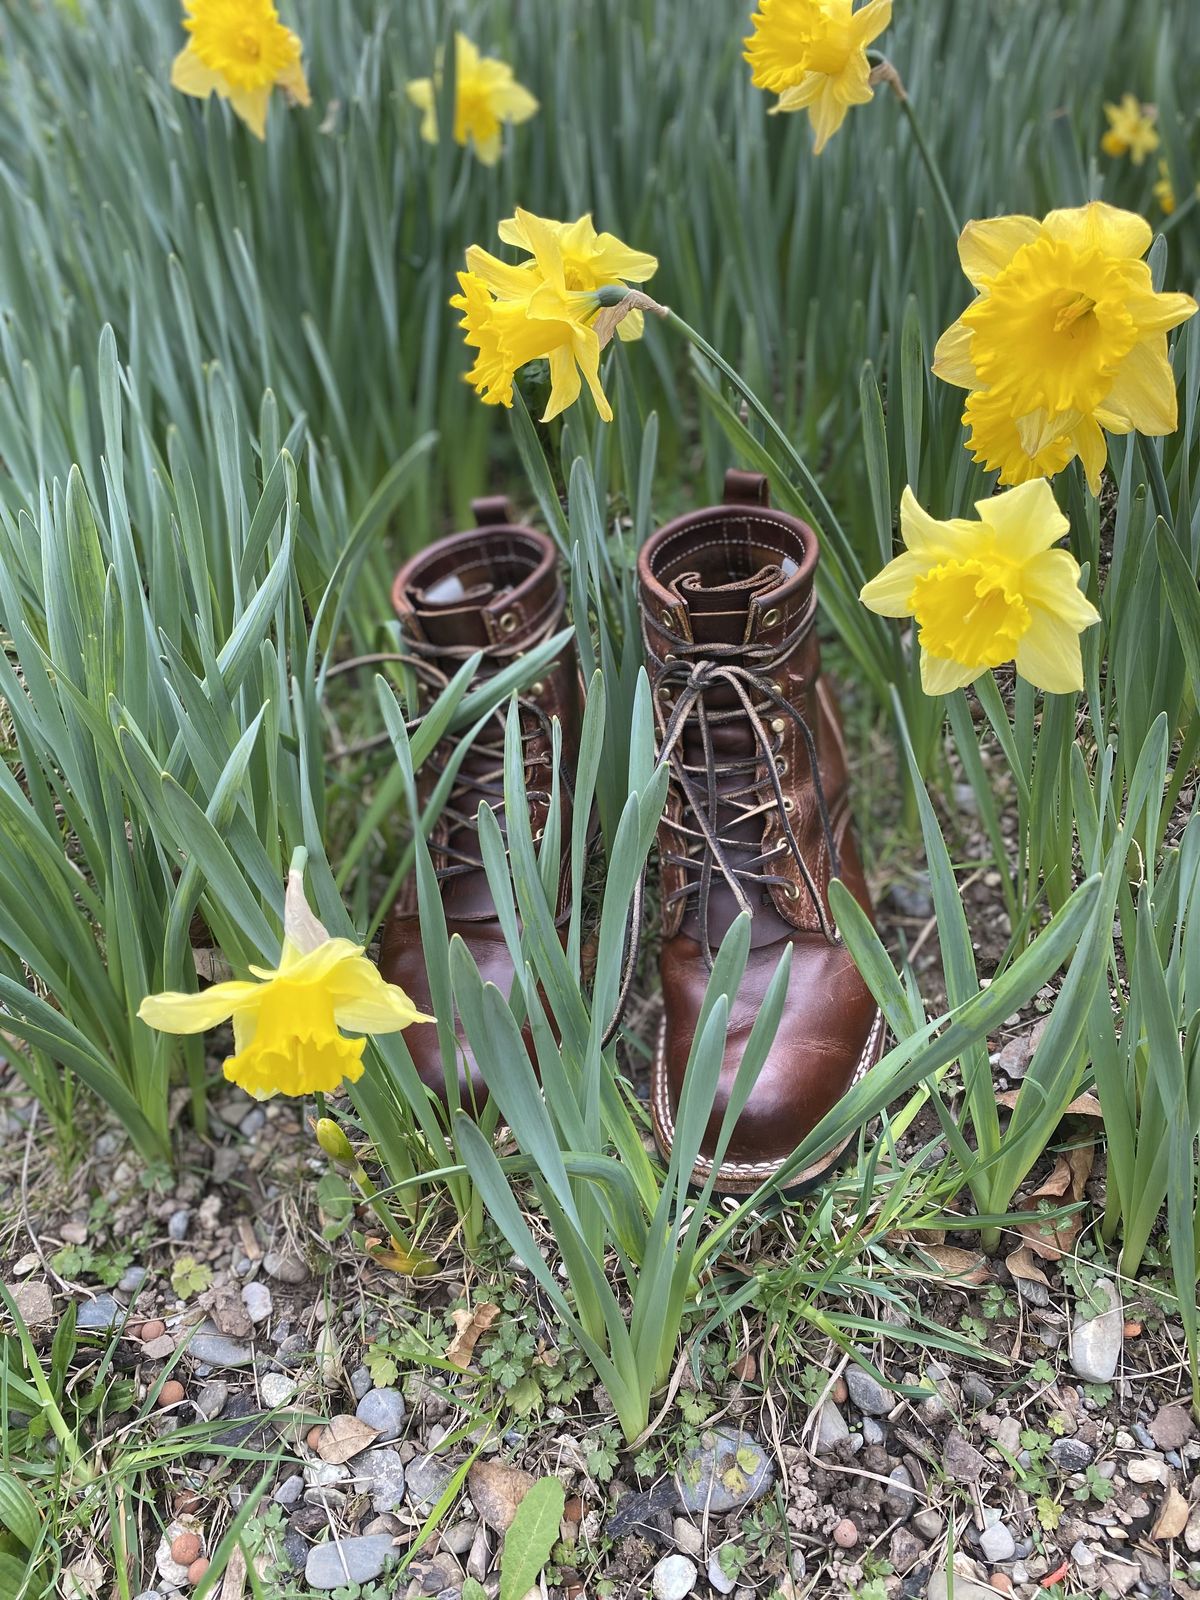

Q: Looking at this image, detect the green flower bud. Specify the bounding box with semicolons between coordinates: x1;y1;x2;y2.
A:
314;1117;354;1166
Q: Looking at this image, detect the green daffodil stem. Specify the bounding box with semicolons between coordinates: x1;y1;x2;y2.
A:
649;303;844;544
313;1117;436;1275
869;55;961;241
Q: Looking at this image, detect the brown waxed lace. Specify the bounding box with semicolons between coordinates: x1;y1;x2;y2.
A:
651;620;842;963
597;609;845;1049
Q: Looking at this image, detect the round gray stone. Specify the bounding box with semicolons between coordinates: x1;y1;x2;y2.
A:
355;1387;406;1440
305;1534;400;1590
273;1474;304;1507
980;1522;1016;1563
357;1446;406;1512
119;1265;148;1295
846;1365;890;1416
674;1428;774;1514
1070;1279;1123;1384
405;1452;455;1511
241;1282;273;1324
815;1402;850;1453
652;1554;698;1600
167;1209;191;1242
77;1294;122;1331
263;1249;309;1285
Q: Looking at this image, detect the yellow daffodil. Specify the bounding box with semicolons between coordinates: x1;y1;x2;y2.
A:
860;482;1100;695
406;32;538;166
1153;160;1177;216
744;0;892;154
933;201;1198;495
138;870;429;1100
170;0;310;141
1101;94;1160;166
496;211;658;340
452;209;657;422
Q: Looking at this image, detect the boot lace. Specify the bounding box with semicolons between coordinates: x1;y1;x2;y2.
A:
649;616;842;965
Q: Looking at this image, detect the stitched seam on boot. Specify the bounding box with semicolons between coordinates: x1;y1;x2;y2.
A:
652;1009;884;1178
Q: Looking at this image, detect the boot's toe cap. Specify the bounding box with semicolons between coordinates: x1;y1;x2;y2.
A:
654;934;883;1183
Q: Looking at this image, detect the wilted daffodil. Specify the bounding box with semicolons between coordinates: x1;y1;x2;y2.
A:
452;209;659;422
1101;94;1159;166
933;202;1198;494
170;0;311;141
406;32;538;165
744;0;892;154
860;482;1100;696
138;869;430;1100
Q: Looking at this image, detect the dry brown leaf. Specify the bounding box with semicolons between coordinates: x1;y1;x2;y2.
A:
445;1302;500;1370
1017;1214;1078;1261
1029;1154;1073;1200
1005;1244;1051;1286
1151;1483;1189;1540
316;1413;379;1465
468;1458;536;1533
919;1244;991;1285
994;1090;1103;1120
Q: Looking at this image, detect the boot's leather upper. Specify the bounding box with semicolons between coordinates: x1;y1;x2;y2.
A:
639;469;883;1190
378;499;577;1104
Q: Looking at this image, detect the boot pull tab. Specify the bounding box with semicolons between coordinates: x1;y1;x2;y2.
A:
723;469;771;508
471;495;516;528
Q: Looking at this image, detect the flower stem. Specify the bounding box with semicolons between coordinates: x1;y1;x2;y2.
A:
870;56;961;241
659;306;844;543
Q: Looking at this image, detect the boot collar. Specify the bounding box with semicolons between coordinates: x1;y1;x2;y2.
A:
392;499;561;655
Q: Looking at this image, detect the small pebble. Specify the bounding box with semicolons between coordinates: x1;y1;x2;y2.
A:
260;1373;298;1409
1069;1278;1123;1384
141;1335;176;1360
355;1387;406;1440
273;1474;304;1507
119;1265;148;1295
263;1249;308;1285
1050;1438;1094;1472
173;1492;201;1516
708;1549;737;1595
239;1107;266;1139
156;1381;186;1409
833;1518;858;1549
349;1365;373;1402
170;1534;200;1566
167;1209;191;1242
241;1282;272;1324
845;1364;890;1416
980;1522;1016;1563
651;1553;698;1600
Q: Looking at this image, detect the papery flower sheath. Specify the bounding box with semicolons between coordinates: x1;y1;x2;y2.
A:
860;482;1100;695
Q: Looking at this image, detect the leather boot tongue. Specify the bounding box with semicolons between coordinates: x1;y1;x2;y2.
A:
671;564;785;645
412;570;514;647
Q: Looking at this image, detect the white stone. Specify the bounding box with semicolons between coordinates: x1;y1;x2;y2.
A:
1069;1279;1123;1384
652;1554;698;1600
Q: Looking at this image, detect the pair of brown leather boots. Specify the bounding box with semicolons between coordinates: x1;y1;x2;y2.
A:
379;470;883;1194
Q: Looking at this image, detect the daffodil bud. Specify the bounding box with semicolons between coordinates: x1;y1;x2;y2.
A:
315;1117;355;1166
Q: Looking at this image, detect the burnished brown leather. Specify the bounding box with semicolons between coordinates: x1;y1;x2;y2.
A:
640;470;884;1193
378;502;578;1105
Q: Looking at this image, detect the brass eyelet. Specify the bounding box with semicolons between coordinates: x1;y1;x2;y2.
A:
771;680;785;697
498;611;519;634
776;756;789;777
770;716;786;734
782;796;796;813
533;827;544;842
658;684;673;701
660;608;674;626
761;607;782;629
530;680;546;696
663;652;677;664
784;882;801;901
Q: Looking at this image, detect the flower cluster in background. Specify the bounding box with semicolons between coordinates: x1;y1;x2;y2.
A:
171;0;309;141
406;30;539;165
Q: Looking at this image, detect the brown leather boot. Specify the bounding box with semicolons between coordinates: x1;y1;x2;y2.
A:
639;469;884;1194
378;498;578;1105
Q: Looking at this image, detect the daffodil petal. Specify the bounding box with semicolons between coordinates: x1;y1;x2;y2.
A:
542;345;583;423
920;652;980;695
1101;338;1179;435
228;85;272;139
138;982;262;1034
1013;608;1086;694
956;216;1040;286
974;480;1070;560
859;552;930;617
1020;550;1101;632
899;485;980;559
1042;200;1152;262
170;43;224;100
931;320;977;387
